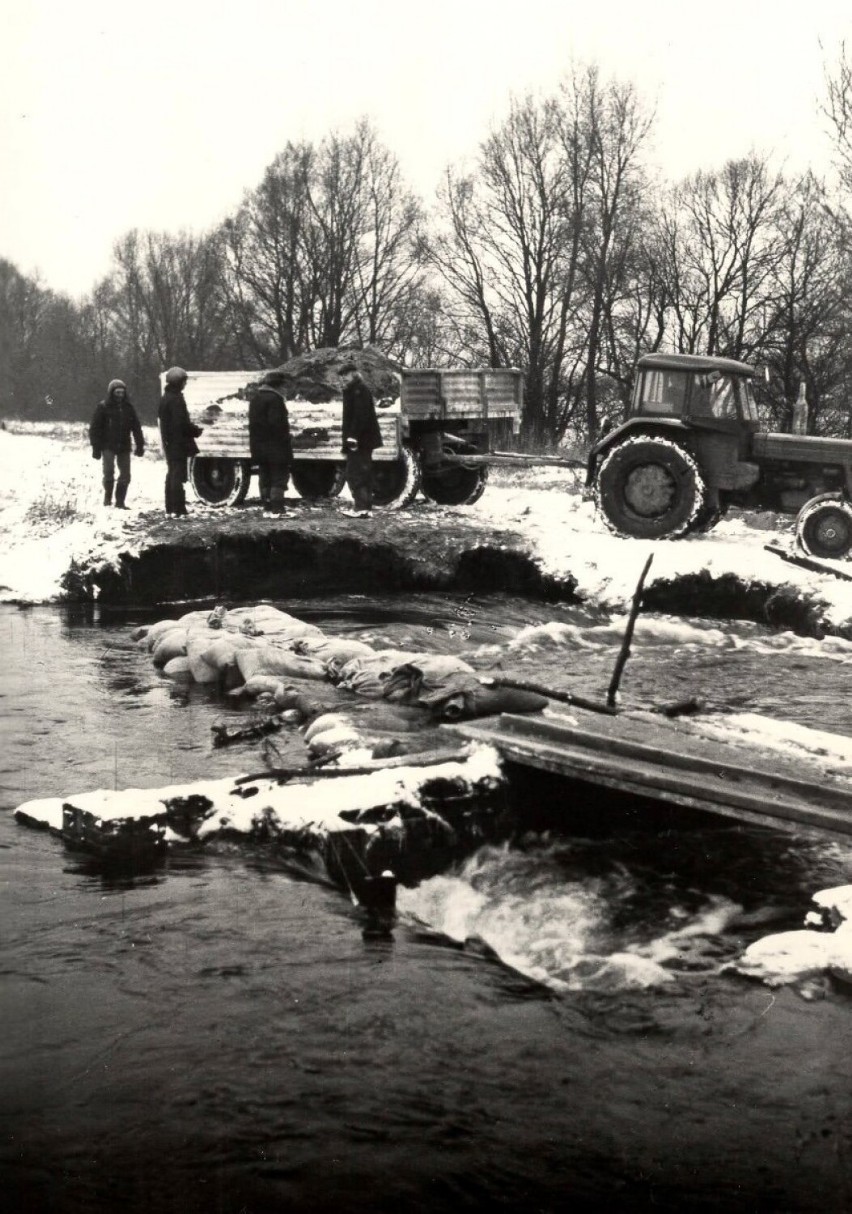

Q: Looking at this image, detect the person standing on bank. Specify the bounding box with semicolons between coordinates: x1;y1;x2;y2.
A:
158;367;203;518
249;370;293;515
340;364;382;518
89;379;145;509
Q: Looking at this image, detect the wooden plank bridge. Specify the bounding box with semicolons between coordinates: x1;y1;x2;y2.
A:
447;704;852;843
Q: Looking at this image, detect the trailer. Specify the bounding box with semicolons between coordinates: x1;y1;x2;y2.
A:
171;367;527;510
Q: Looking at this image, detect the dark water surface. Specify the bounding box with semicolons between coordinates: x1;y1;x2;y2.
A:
2;599;852;1213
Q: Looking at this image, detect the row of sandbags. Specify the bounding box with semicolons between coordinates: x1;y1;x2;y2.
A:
132;603;547;722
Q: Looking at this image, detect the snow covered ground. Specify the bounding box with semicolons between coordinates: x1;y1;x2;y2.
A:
4;423;852;630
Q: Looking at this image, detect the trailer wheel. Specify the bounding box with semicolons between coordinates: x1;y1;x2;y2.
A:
595;436;705;539
421;461;488;506
795;496;852;559
291;462;346;500
370;445;421;509
189;457;251;507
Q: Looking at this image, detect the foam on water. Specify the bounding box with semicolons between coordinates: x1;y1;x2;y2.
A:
398;839;747;993
509;612;852;665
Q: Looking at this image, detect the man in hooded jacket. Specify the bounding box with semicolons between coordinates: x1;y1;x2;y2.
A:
249;370;293;514
89;379;145;508
158;367;203;517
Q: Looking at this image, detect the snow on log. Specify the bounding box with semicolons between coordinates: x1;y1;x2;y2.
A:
14;746;507;894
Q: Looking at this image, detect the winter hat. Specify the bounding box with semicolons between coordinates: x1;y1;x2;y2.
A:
262;370;287;387
107;379;126;395
165;367;188;385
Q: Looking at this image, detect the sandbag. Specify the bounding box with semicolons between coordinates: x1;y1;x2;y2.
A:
162;656;192;679
334;650;428;697
381;655;477;705
308;723;364;759
303;713;356;743
145;618;186;650
258;621;325;645
434;684;549;721
201;634;258;674
294;636;375;663
152;628;188;667
186;635;221;684
236;646;327;683
177;608;219;628
225;606;322;642
230;675;286;699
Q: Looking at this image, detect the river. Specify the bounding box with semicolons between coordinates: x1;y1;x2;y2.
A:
1;596;851;1213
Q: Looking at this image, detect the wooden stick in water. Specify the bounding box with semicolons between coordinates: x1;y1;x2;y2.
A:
488;676;615;716
606;553;654;710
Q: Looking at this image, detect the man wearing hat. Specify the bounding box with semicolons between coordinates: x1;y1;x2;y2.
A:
249;370;293;515
158;367;203;518
89;378;145;508
340;363;382;518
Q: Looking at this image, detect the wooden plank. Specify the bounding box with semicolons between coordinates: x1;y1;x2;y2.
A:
449;720;852;839
487;713;852;816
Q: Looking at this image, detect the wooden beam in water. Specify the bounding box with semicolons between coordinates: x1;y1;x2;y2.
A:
447;711;852;842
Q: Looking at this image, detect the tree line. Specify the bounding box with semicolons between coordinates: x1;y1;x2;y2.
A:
4;55;852;449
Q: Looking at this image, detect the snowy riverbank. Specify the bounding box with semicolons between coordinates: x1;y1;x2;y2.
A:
4;426;852;633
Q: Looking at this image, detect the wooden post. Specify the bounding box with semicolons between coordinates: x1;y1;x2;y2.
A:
606;554;654;709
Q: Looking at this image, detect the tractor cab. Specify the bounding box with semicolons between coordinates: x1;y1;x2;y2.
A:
631;353;759;432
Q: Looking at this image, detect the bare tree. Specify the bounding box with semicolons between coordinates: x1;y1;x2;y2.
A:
576;67;654;439
219;141;315;365
657;155;786;360
428;68;654;447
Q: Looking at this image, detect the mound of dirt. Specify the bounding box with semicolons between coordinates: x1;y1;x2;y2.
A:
252;346;402;404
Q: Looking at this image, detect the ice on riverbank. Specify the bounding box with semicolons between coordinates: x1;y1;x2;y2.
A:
733;884;852;990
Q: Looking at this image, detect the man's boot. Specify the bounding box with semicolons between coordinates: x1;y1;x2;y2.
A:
114;484;129;510
103;480;114;506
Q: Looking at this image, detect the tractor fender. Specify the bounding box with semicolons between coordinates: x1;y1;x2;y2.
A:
799;490;850;510
587;418;691;483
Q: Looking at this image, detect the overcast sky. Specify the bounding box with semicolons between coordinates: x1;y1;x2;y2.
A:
2;0;851;298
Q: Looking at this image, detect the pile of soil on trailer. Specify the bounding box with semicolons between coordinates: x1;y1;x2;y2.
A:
259;346;402;404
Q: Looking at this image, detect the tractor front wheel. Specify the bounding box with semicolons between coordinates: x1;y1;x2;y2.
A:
595;436;706;540
795;495;852;559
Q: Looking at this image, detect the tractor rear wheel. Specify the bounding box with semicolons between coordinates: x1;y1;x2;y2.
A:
795;496;852;559
595;436;706;539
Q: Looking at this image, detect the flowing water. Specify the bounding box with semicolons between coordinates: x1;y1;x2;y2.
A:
1;597;852;1213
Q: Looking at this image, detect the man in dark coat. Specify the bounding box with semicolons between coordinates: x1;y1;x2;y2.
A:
340;364;382;517
89;379;145;508
249;370;293;515
158;366;203;518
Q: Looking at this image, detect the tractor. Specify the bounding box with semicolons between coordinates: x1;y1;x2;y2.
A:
588;352;852;559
